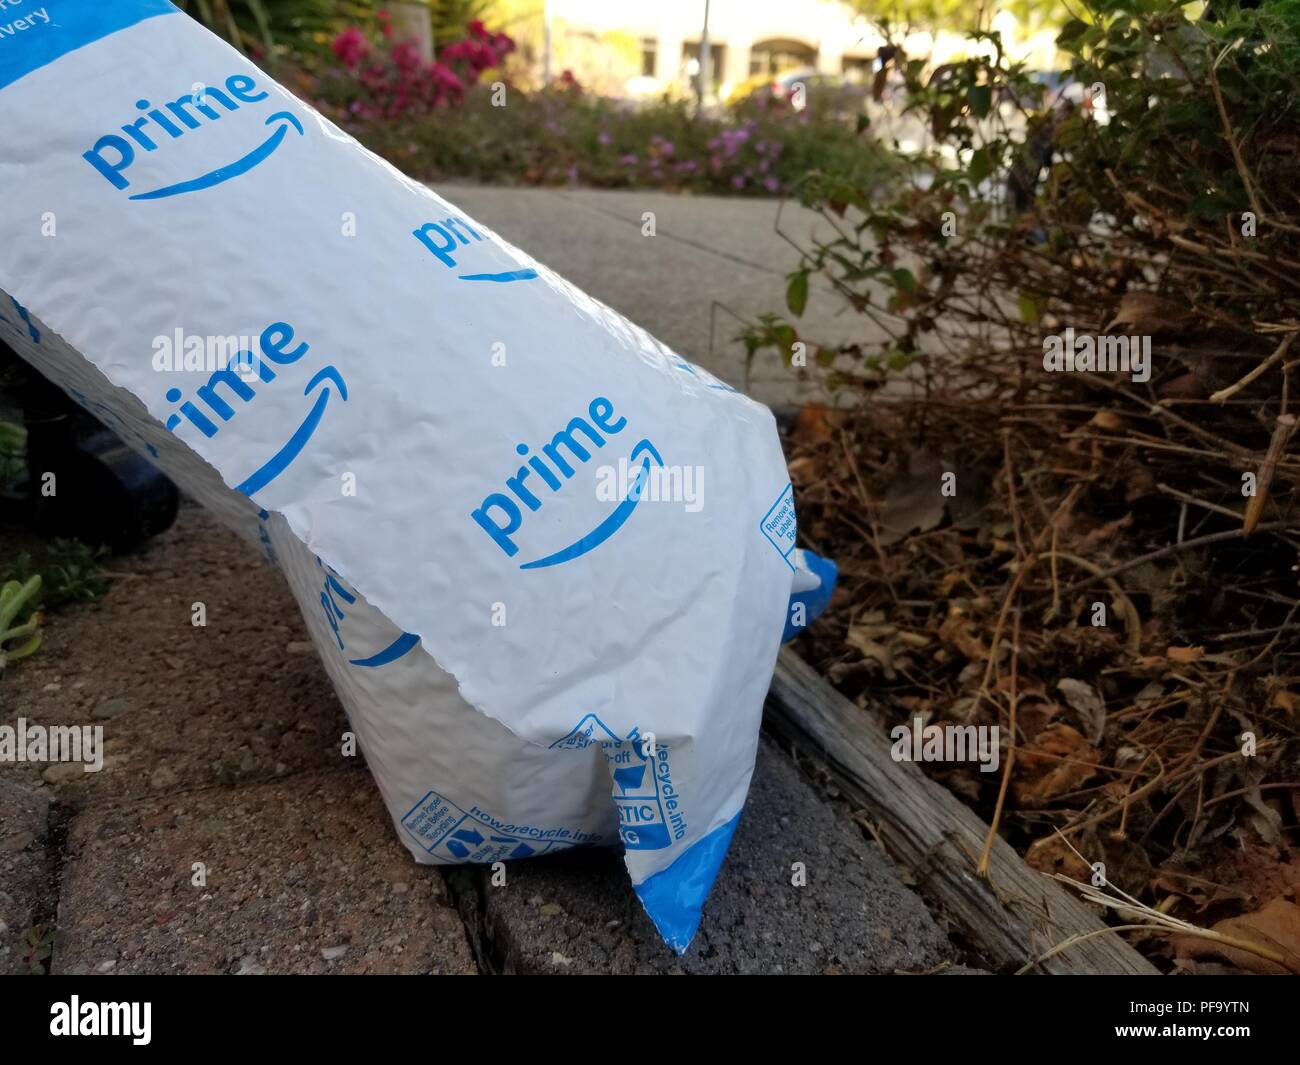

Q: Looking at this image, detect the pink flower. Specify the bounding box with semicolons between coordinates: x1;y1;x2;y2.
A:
468;40;498;72
329;19;513;115
441;40;475;62
430;62;465;104
390;39;422;72
331;27;369;69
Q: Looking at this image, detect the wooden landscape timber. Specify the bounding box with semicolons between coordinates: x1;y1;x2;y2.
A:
765;648;1159;975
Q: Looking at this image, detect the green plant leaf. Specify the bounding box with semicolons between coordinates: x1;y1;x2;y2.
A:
786;270;810;317
967;84;992;119
1018;291;1043;325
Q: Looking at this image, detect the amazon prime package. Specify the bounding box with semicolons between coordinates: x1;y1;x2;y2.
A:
0;0;817;951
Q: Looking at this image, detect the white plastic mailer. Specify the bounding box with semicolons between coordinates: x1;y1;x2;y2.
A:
0;0;802;951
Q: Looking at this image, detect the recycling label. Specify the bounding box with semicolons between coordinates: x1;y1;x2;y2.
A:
400;789;602;863
550;715;687;851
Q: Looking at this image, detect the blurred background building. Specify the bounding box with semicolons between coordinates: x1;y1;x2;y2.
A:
519;0;1061;99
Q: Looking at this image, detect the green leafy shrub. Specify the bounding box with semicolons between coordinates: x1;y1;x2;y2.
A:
3;541;110;610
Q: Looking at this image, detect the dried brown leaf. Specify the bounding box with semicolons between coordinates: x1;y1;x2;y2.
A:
1056;678;1107;743
1105;292;1188;336
1173;898;1300;975
1013;723;1100;806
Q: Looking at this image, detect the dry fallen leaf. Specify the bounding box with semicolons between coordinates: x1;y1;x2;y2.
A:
1079;512;1133;549
1056;678;1107;743
1124;462;1157;502
877;450;947;545
786;454;821;486
1105;292;1188;336
1165;645;1206;664
938;610;988;660
939;570;966;596
1025;834;1091;882
1172;898;1300;975
845;627;895;678
1016;700;1061;743
1088;410;1126;432
1013;723;1100;806
1241;784;1284;847
1269;689;1296;714
792;403;835;445
1159;371;1208;400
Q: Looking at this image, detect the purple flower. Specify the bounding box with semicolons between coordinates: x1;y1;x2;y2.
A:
649;135;675;159
620;153;638;166
763;176;780;193
713;126;751;159
598;131;612;145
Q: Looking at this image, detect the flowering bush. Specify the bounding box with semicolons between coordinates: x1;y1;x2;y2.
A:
311;12;886;198
334;79;891;198
323;14;514;119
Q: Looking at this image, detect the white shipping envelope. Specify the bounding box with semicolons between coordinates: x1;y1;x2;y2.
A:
0;0;798;951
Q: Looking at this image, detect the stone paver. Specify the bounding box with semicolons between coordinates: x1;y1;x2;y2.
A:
53;767;475;975
0;503;348;805
4;500;967;974
0;778;56;974
448;739;956;974
437;184;884;409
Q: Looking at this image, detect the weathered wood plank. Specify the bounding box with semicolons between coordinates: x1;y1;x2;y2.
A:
765;648;1159;975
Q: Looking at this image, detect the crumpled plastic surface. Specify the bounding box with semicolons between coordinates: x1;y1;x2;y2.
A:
0;0;799;950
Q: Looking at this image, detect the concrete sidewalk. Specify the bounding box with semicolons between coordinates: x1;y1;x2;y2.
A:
438;184;878;408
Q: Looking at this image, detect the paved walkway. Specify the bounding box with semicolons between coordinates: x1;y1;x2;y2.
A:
437;185;878;409
2;505;965;974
